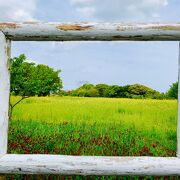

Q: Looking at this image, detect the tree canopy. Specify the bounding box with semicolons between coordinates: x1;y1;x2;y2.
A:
63;83;163;99
10;54;63;119
10;54;63;97
10;54;178;102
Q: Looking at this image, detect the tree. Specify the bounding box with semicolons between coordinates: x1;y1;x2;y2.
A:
75;84;99;97
10;54;63;119
128;84;161;99
80;84;94;90
128;84;148;96
118;85;130;98
167;82;178;99
62;82;163;99
86;87;99;97
31;64;62;96
104;85;121;98
95;84;109;97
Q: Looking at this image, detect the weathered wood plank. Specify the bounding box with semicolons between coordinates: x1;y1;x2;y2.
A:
0;155;180;175
178;42;180;158
0;32;10;157
0;22;180;41
0;24;180;176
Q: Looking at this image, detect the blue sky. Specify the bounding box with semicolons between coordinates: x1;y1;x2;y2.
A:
1;0;180;92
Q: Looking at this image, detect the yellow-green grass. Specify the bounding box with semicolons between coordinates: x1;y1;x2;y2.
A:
8;96;177;157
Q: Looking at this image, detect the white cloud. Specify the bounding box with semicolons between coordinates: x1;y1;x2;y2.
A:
70;0;168;21
0;0;37;21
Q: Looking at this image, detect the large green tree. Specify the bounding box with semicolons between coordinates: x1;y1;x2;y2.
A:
10;54;63;118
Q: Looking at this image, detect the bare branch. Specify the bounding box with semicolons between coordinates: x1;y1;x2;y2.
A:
11;96;29;109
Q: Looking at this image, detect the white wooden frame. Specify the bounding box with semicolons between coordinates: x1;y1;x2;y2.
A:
0;22;180;176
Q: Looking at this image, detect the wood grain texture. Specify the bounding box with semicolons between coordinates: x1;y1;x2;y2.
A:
0;155;180;175
0;22;180;41
0;23;180;176
178;42;180;158
0;32;10;157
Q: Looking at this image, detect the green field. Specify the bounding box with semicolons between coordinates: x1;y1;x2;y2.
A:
6;96;178;179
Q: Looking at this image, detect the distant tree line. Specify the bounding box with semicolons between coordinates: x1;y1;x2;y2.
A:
10;54;178;120
10;54;178;119
167;82;178;99
60;83;178;100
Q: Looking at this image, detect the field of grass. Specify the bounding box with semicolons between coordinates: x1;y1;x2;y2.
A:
9;96;177;155
7;96;178;179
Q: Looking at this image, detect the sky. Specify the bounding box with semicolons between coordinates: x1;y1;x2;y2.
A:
0;0;180;92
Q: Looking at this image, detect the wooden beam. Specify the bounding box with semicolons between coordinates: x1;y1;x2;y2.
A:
0;23;180;176
0;32;10;157
0;22;180;41
0;155;180;175
178;42;180;158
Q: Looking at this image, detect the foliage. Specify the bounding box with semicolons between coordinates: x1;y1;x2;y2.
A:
104;85;130;98
104;85;120;97
167;82;178;99
95;84;109;97
10;54;63;97
70;84;99;97
10;54;63;119
128;84;148;95
128;84;162;99
63;83;164;99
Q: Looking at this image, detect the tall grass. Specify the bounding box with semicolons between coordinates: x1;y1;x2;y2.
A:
7;96;178;179
9;96;177;155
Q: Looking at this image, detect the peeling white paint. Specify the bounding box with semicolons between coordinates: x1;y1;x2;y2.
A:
0;22;180;176
0;32;10;157
0;155;180;175
0;22;180;41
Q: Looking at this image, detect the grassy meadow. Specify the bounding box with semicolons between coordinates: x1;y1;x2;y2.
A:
6;96;178;179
